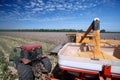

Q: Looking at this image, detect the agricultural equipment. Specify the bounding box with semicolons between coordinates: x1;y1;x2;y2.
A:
10;44;52;80
9;18;120;80
57;18;120;80
66;24;120;45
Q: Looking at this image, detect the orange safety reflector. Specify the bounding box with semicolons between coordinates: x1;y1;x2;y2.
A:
103;65;111;77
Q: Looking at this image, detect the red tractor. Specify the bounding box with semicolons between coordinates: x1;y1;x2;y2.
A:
10;44;52;80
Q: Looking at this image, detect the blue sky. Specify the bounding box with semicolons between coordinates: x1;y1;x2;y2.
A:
0;0;120;31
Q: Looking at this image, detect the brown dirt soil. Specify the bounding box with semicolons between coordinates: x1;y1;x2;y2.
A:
0;32;120;44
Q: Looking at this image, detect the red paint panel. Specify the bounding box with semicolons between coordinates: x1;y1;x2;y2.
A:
59;66;99;75
21;44;42;51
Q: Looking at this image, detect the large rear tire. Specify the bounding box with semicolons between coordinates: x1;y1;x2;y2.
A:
41;57;52;73
17;63;34;80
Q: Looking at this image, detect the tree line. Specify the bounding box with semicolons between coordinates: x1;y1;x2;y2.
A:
0;29;84;32
0;29;119;33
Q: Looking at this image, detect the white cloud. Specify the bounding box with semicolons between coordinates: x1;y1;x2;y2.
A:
0;0;108;22
36;3;40;7
56;4;63;8
4;4;12;7
33;7;43;11
13;11;21;16
25;5;31;8
47;8;55;11
82;0;85;2
38;0;43;3
17;18;34;21
56;4;65;10
20;0;103;12
15;16;77;22
30;1;36;8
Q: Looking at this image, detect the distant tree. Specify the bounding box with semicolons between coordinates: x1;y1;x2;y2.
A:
80;29;83;32
0;29;85;32
100;29;106;33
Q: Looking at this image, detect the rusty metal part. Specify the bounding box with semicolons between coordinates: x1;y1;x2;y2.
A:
20;58;31;64
32;62;48;77
32;62;58;80
41;74;57;80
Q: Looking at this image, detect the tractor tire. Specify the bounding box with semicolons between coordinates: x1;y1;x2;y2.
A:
17;63;34;80
41;57;52;73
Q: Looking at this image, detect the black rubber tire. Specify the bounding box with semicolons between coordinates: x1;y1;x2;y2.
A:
17;63;34;80
41;57;52;73
85;74;99;80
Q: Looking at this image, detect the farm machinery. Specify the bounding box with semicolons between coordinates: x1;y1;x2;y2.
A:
57;18;120;80
10;18;120;80
10;44;52;80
